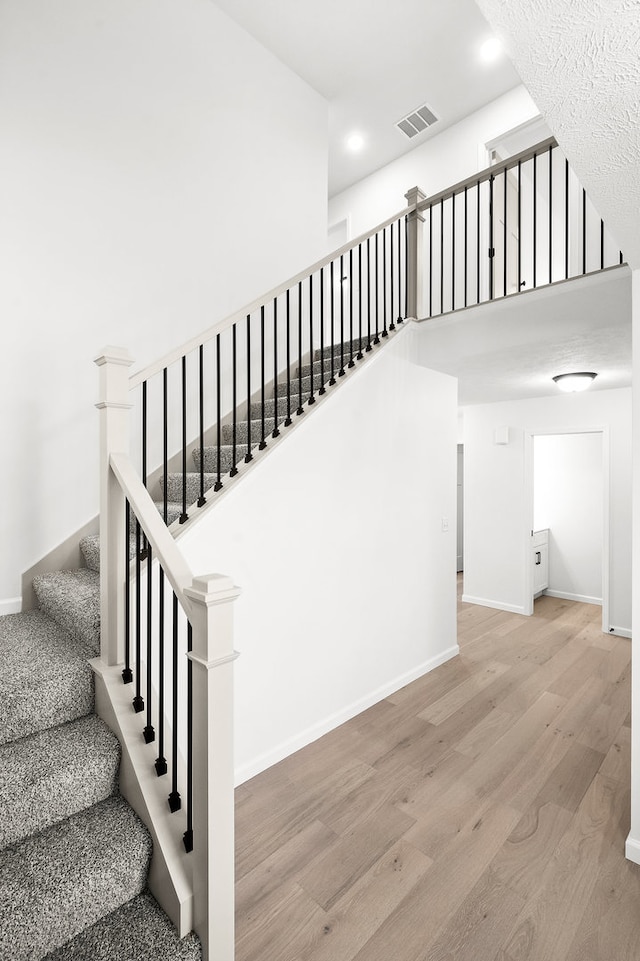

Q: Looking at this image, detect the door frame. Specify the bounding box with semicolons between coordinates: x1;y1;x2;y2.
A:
523;426;610;633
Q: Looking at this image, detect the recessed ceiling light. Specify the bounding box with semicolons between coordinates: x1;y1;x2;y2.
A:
552;372;598;392
346;132;365;152
480;37;503;63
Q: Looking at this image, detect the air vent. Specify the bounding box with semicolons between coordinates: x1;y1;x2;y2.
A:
396;104;439;139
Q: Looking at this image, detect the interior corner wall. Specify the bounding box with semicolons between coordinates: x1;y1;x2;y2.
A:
0;0;328;607
328;86;539;239
628;268;640;862
462;388;631;630
179;323;459;783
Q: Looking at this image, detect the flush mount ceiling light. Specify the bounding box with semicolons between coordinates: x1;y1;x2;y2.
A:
479;37;503;63
552;372;598;392
346;132;365;152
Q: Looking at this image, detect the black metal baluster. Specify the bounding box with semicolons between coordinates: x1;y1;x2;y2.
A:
389;224;396;332
297;281;304;413
245;315;254;459
259;307;267;449
503;170;508;296
308;274;316;403
382;228;388;337
272;299;281;434
357;245;364;356
339;254;346;371
143;543;154;743
518;160;522;289
374;234;380;344
197;345;205;507
366;240;372;351
397;218;403;324
183;621;193;853
464;186;468;307
179;357;188;524
162;368;168;525
582;189;587;275
319;268;326;393
600;219;605;270
620;250;624;264
215;333;223;487
476;182;480;304
404;215;408;320
285;291;292;424
489;175;495;301
565;158;569;280
168;592;181;813
142;381;147;490
533;152;538;288
349;248;357;357
155;568;167;776
330;261;337;378
133;520;143;713
123;500;132;684
440;198;444;314
230;324;238;475
549;144;553;284
452;193;456;311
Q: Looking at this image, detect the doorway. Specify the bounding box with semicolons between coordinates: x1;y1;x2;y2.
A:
524;428;609;632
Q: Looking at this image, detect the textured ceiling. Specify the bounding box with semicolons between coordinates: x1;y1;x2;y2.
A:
418;268;631;405
474;0;640;269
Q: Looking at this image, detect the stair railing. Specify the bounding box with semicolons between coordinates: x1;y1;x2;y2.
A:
95;135;625;960
95;347;239;961
412;136;624;318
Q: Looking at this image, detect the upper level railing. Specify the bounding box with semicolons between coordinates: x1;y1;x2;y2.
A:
414;136;623;317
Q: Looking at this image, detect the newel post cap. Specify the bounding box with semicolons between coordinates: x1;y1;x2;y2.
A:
405;185;427;207
185;573;242;606
94;346;135;368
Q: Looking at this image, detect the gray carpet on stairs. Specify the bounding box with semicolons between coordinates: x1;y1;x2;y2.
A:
42;890;202;960
0;611;94;746
0;795;152;961
33;569;101;653
0;715;120;849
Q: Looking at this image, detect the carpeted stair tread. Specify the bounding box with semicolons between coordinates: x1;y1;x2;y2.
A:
33;569;100;653
191;443;249;473
79;535;100;573
0;715;120;850
0;794;152;961
221;417;277;444
298;355;361;378
275;372;332;396
0;611;94;746
162;472;220;505
43;890;202;960
313;335;374;361
129;501;184;533
252;395;310;420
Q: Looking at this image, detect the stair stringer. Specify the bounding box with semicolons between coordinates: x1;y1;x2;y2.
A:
91;658;193;938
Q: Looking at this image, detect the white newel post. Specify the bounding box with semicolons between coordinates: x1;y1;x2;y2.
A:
94;346;134;667
184;573;241;961
404;186;426;320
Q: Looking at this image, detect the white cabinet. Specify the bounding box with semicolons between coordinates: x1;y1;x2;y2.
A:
532;529;549;597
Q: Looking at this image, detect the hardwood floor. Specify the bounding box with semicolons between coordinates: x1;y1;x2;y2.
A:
235;578;639;960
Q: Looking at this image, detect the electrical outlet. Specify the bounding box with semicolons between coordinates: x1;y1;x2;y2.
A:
441;516;449;532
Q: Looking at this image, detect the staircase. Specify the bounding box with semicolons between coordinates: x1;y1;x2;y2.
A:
0;538;201;960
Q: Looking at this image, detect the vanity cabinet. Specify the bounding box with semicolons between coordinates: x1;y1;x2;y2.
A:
532;529;549;597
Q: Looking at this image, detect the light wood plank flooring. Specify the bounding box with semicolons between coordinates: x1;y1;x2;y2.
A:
235;578;639;960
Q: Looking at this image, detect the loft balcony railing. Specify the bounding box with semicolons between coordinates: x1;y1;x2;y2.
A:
95;136;625;961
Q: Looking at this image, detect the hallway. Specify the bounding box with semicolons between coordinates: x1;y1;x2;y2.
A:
235;580;638;960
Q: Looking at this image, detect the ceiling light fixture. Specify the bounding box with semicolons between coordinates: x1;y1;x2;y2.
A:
346;132;365;152
479;37;503;63
552;372;598;392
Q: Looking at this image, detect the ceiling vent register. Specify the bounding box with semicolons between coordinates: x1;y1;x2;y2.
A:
396;104;439;139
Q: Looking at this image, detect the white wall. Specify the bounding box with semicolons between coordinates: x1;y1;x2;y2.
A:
179;323;459;782
328;86;539;239
462;388;631;633
0;0;328;609
533;432;603;604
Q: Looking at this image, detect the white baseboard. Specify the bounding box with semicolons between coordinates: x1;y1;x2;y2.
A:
608;626;632;639
0;597;22;616
461;594;526;616
234;644;460;785
626;834;640;865
544;589;602;606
